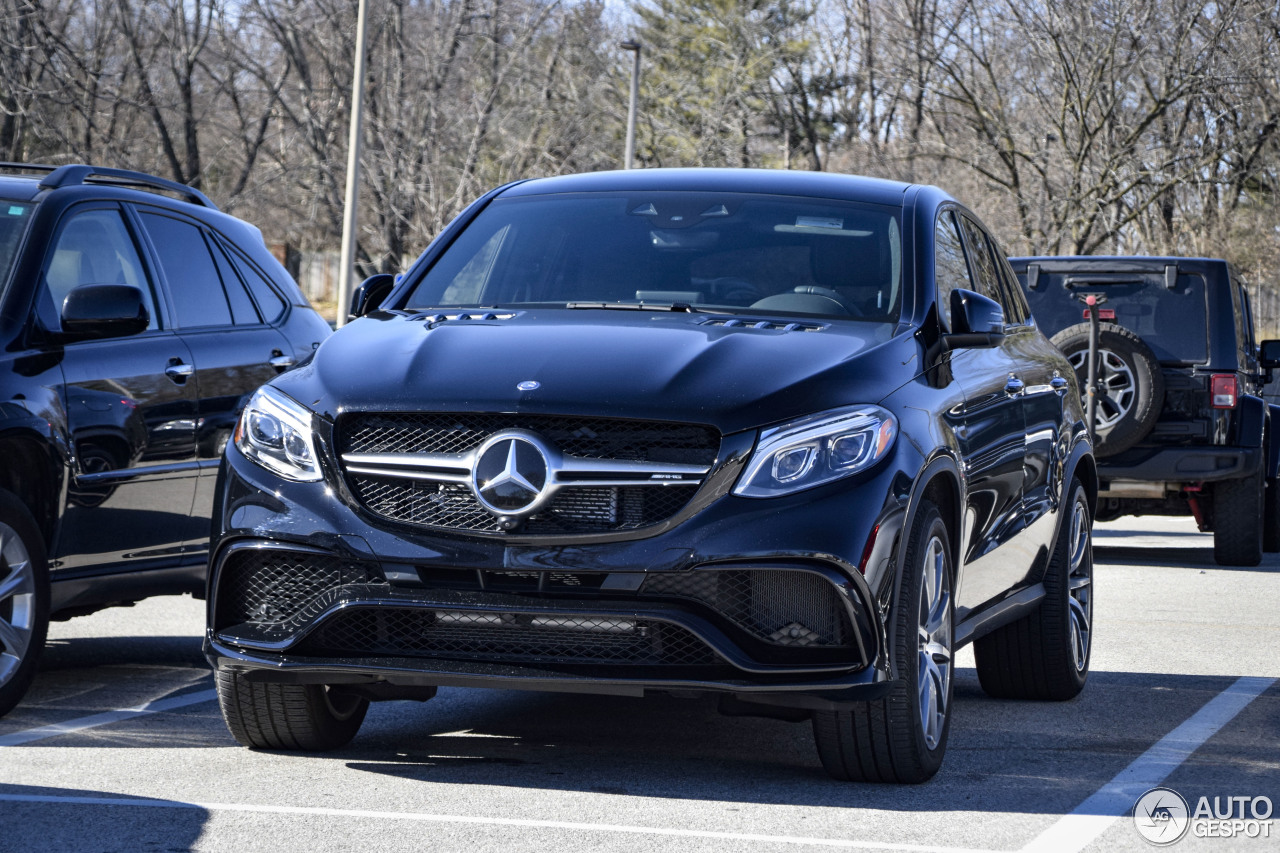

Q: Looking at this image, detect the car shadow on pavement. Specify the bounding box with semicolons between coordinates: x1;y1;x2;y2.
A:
0;783;208;852
39;634;208;672
1093;543;1280;572
330;668;1276;816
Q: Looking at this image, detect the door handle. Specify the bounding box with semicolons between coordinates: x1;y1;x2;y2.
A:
1005;376;1025;397
1050;376;1069;392
164;361;194;383
269;354;295;371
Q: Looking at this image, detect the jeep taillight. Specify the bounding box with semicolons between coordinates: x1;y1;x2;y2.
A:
1210;374;1238;408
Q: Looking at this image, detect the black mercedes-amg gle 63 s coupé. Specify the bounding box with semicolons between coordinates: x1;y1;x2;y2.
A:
206;168;1095;783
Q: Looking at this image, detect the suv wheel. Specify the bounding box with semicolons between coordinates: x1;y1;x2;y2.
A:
216;669;369;750
812;500;953;783
974;480;1093;700
1049;323;1165;457
1264;475;1280;554
1213;468;1264;567
0;489;49;718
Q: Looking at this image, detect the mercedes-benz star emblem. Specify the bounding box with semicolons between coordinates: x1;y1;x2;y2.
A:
472;433;551;515
517;380;540;391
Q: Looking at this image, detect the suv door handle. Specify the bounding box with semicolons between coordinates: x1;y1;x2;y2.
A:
164;360;194;383
1005;376;1025;397
269;354;295;371
1050;376;1069;391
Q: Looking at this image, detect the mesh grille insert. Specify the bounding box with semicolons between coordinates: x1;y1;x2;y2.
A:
639;570;851;647
217;549;386;637
300;608;719;666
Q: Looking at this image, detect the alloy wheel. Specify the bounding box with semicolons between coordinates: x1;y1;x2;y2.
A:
917;534;952;750
0;521;36;685
1068;348;1135;430
1066;498;1093;672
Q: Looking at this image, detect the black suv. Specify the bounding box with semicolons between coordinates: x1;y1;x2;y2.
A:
207;169;1095;783
0;164;331;716
1009;256;1280;566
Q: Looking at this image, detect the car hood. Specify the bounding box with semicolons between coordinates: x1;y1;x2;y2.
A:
276;309;920;435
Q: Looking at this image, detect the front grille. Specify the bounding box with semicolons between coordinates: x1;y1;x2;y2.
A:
217;549;387;637
337;413;719;535
300;608;719;667
639;570;851;647
337;413;719;463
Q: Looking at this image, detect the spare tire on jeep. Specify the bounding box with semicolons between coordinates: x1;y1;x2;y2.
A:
1049;322;1165;457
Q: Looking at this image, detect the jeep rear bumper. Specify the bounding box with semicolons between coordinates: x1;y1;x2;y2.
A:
1099;445;1261;485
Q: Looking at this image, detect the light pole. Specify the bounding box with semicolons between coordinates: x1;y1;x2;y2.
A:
620;40;641;169
335;0;370;327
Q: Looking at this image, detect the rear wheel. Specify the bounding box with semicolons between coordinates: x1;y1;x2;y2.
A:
1264;475;1280;554
0;490;49;718
974;481;1093;701
1213;467;1263;567
811;500;953;783
216;669;369;750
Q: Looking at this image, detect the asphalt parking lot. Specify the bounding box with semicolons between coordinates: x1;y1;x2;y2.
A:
1;515;1276;853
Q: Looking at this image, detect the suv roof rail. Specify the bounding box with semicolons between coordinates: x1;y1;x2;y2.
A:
35;164;218;211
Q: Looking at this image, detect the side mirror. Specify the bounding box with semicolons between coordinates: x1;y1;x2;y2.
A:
1260;339;1280;370
61;284;148;338
940;288;1006;350
349;273;396;320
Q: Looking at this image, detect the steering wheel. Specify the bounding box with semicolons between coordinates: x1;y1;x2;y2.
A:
793;286;864;316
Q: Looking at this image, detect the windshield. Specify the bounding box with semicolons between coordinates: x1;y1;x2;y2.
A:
1019;270;1208;364
0;200;34;296
406;192;903;322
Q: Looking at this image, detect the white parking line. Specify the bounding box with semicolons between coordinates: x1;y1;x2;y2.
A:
0;793;999;852
0;688;217;747
1020;675;1276;852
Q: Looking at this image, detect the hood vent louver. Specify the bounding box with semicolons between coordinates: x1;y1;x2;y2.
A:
411;310;522;326
696;317;827;332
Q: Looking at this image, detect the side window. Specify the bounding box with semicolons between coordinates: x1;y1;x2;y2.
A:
209;240;262;326
221;241;287;323
993;247;1031;325
41;208;159;332
140;212;233;328
934;211;972;331
957;215;1003;305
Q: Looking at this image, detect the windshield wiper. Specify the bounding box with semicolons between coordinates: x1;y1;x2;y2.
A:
566;301;695;312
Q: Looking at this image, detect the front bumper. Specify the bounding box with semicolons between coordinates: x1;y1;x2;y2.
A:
205;438;910;708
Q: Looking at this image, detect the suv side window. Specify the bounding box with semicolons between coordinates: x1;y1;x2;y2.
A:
40;208;159;332
218;238;287;324
934;210;972;331
140;212;233;328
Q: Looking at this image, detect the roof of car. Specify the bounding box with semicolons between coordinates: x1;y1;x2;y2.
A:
0;176;43;202
498;168;915;207
1009;255;1227;271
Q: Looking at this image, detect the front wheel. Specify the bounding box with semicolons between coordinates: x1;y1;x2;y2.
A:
974;480;1093;700
812;500;953;783
217;669;369;751
0;490;49;718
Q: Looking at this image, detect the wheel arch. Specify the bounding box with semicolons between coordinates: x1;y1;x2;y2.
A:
0;429;64;552
884;453;963;681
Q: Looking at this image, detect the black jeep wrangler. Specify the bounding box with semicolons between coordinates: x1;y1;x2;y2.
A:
1009;256;1280;566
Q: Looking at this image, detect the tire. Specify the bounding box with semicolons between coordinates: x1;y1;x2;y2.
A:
216;668;368;751
1264;475;1280;554
1213;468;1263;567
1049;323;1165;458
0;489;49;718
811;500;953;783
974;480;1093;701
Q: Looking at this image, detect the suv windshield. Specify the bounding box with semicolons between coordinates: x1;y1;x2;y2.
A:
406;192;903;322
1020;270;1209;364
0;199;34;295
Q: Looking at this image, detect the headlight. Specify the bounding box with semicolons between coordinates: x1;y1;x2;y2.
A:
233;386;322;482
733;405;896;498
